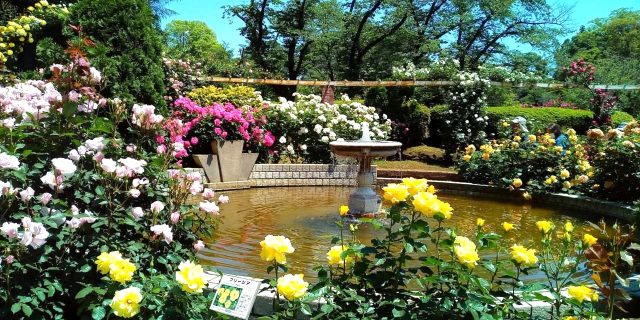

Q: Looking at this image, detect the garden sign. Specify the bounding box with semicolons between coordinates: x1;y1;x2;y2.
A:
210;274;261;319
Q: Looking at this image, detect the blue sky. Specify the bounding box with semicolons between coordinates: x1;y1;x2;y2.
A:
162;0;640;56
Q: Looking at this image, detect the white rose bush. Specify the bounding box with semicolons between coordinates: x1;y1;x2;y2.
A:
0;54;226;319
263;93;392;163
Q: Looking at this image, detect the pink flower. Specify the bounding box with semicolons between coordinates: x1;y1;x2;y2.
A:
150;224;173;244
218;195;229;204
129;189;141;198
126;144;137;153
170;211;180;224
1;222;19;238
157;144;167;154
199;201;219;215
5;255;14;264
40;193;52;205
68;149;81;162
202;188;215;200
150;201;165;213
19;187;35;203
93;152;105;163
20;221;49;249
190;137;199;145
193;240;205;251
100;158;117;173
132;207;144;219
189;181;203;195
0;152;20;170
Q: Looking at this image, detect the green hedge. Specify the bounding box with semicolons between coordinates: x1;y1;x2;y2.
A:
485;106;594;133
611;111;635;125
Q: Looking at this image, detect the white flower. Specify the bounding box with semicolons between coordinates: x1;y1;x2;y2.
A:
0;152;20;170
150;201;165;213
129;189;141;198
199;201;220;214
286;144;295;154
279;136;287;144
300;144;307;151
19;187;34;203
100;158;117;173
40;172;57;189
150;224;173;244
132;207;144;219
2;118;16;128
83;137;105;153
321;136;329;143
218;195;229;204
189;181;203;195
68;149;81;162
52;158;76;176
202;188;215;200
314;124;323;134
20;221;49;249
117;158;147;175
1;222;19;238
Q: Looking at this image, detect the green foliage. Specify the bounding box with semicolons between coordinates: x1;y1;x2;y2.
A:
402;145;447;164
70;0;166;107
163;20;233;75
485;106;594;134
611;111;635;125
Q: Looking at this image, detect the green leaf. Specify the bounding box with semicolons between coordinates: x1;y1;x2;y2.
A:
92;306;107;320
75;287;94;299
11;303;21;314
392;308;405;317
62;101;78;119
21;304;33;317
35;290;46;302
80;264;92;273
95;186;105;196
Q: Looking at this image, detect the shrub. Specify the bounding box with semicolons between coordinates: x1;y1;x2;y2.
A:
485;106;593;134
70;0;166;107
163;58;206;103
611;110;635;125
188;85;263;108
0;57;222;318
402;145;447;163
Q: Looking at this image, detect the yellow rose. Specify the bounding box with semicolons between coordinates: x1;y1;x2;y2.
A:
476;218;485;227
536;220;554;234
327;245;352;266
514;135;522;142
260;235;295;264
110;287;142;318
465;145;476;154
522;192;531;200
339;205;349;216
544;175;557;185
463;154;472;162
412;191;438;217
502;121;509;127
564;317;578;320
277;274;308;301
481;153;490;160
382;183;409;204
563;181;572;189
435;201;454;220
560;169;570;179
528;135;537;142
95;251;122;274
453;236;479;269
502;222;514;232
109;258;136;284
402;177;429;196
510;245;538;266
567;285;598;303
512;178;522;188
564;221;574;232
583;233;598;247
176;261;206;293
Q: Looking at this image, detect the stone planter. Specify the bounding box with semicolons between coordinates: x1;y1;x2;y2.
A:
201;140;258;182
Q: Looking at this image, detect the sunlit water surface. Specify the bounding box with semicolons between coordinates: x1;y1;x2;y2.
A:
197;186;598;283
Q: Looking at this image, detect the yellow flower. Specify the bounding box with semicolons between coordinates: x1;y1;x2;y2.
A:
544;175;557;185
513;135;522;142
502;121;509;127
260;235;294;264
564;221;574;233
560;169;570;179
567;285;598;303
510;245;538;266
502;222;514;232
528;135;537;142
229;289;240;302
512;178;522;188
382;183;409;204
176;261;206;293
563;181;572;189
522;192;532;200
564;317;578;320
110;287;142;318
412;191;437;217
583;233;598;247
465;145;476;154
109;258;136;284
277;274;308;301
402;177;429;196
536;220;554;234
95;251;122;274
326;245;353;266
339;205;349;216
481;153;490;160
436;201;454;220
476;218;485;227
453;236;479;269
463;154;472;161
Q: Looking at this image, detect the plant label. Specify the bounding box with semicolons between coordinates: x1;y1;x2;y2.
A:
210;274;261;319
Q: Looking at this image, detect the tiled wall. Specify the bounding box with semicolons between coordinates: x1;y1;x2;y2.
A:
249;164;376;187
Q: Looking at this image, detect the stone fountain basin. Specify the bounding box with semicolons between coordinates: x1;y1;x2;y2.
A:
329;141;402;158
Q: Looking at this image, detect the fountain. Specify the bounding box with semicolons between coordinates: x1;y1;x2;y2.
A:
329;123;402;215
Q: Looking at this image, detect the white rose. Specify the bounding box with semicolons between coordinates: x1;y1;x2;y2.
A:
52;158;76;176
100;158;117;173
0;152;20;170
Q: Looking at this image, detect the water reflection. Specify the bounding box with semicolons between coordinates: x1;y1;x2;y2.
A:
198;187;595;282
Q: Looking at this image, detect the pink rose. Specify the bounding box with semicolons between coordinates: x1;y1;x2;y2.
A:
170;211;180;224
193;240;205;251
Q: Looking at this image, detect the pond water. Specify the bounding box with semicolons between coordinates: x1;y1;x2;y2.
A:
197;186;597;282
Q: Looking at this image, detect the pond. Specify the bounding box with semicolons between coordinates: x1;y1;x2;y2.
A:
197;186;597;282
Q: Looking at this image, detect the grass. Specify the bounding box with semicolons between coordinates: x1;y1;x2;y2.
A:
373;160;456;172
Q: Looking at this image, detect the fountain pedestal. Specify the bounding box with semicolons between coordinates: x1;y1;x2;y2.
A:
330;140;401;215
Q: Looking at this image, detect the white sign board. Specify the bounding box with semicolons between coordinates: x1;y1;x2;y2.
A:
210;274;262;319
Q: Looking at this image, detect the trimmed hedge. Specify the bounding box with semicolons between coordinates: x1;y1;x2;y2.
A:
402;145;449;164
612;111;635;125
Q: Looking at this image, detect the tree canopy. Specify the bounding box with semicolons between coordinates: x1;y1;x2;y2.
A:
164;20;233;74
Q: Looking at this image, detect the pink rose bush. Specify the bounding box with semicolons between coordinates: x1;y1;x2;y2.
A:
0;55;227;318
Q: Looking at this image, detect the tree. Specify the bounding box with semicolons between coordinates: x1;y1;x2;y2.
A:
71;0;166;107
164;20;233;74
